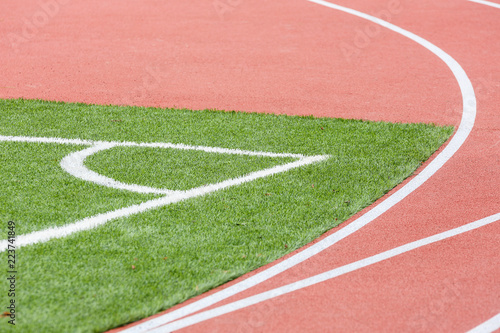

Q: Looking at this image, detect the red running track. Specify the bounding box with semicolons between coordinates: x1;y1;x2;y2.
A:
0;0;498;331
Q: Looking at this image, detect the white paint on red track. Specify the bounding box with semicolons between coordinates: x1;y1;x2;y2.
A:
120;1;478;332
150;212;500;332
466;313;500;333
468;0;500;9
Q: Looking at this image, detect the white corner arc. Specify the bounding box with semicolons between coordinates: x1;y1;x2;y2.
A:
60;143;179;195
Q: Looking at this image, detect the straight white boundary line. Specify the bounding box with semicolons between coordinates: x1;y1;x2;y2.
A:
466;313;500;333
468;0;500;9
0;135;92;145
0;135;306;158
0;135;327;252
154;213;500;332
122;1;477;331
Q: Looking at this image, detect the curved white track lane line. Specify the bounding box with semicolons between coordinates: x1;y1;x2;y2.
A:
468;0;500;9
467;312;500;333
154;213;500;332
60;143;179;195
123;1;477;332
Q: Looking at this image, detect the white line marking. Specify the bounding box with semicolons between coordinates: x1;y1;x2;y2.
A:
0;135;305;158
468;0;500;9
0;135;327;251
0;135;92;145
152;213;500;332
122;1;477;331
127;141;305;159
467;313;500;333
2;135;307;196
60;143;179;195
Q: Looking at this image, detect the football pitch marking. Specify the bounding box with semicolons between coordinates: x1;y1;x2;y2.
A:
122;1;477;331
151;212;500;332
0;134;328;252
60;139;304;195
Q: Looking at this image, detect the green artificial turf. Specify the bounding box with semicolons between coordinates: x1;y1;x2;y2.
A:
0;98;454;332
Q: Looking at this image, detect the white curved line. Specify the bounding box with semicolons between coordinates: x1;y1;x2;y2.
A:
122;1;477;332
153;213;500;332
60;143;179;195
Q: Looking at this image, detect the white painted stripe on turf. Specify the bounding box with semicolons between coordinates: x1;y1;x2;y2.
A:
120;141;305;159
468;0;500;9
122;1;477;331
467;313;500;333
151;213;500;332
0;135;92;145
0;135;305;159
60;143;179;195
0;155;328;252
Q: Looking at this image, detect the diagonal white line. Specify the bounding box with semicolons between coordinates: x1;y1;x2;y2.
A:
122;1;477;331
466;312;500;333
468;0;500;9
152;213;500;332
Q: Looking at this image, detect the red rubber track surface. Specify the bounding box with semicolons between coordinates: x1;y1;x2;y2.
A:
1;0;498;332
